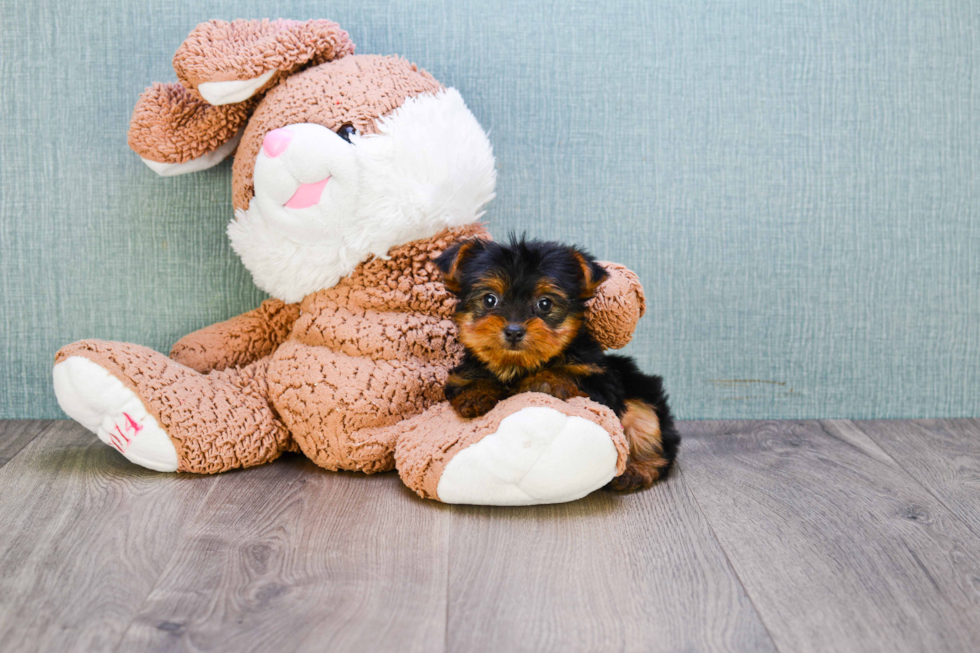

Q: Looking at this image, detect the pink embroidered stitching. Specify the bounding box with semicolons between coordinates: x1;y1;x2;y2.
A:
107;413;143;452
124;412;143;435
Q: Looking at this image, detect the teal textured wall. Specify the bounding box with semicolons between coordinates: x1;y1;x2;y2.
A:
2;0;978;419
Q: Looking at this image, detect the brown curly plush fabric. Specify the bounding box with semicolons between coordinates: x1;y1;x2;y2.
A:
267;225;481;471
129;19;354;164
173;19;354;100
127;82;257;164
232;55;442;211
585;261;648;350
170;298;300;373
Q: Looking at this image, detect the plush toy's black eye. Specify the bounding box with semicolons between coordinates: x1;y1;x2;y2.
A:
483;293;498;309
536;297;553;313
336;123;357;143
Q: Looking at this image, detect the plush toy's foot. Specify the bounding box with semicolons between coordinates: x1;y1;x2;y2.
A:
53;355;179;471
395;394;629;506
438;405;620;505
54;340;292;474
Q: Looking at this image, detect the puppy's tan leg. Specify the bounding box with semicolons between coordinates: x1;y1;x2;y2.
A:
607;399;671;492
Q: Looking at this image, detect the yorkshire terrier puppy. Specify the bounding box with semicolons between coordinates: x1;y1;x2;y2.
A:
435;236;680;491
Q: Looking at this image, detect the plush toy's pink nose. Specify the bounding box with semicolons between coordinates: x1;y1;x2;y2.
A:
262;128;292;158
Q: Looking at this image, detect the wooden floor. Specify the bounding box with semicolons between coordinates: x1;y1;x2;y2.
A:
1;420;979;652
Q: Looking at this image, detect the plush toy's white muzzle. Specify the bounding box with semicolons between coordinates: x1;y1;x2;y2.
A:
229;88;497;303
251;123;360;243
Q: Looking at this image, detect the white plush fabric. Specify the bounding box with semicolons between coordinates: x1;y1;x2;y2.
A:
53;356;178;472
436;406;619;505
228;88;497;302
198;69;276;105
141;128;244;177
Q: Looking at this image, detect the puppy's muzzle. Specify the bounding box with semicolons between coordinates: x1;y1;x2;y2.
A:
503;324;526;346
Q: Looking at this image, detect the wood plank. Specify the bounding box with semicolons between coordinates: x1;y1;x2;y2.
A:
0;420;54;467
0;421;216;652
116;458;449;653
681;420;980;653
850;419;980;537
446;468;778;653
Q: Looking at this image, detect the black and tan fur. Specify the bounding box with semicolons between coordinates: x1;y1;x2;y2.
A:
435;236;680;491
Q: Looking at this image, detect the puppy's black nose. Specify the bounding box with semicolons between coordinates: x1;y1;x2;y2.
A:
504;324;526;344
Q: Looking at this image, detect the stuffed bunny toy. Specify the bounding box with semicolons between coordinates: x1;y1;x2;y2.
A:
53;19;648;505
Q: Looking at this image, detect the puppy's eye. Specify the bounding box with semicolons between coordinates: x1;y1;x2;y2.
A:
483;293;498;309
336;123;357;143
536;297;553;313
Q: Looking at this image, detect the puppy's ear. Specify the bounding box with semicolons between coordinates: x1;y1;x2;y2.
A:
573;250;610;299
435;239;482;294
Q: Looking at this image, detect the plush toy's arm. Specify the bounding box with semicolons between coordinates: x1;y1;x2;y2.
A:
169;299;300;373
584;262;647;350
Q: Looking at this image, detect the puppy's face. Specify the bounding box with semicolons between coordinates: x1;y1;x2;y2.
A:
436;238;608;380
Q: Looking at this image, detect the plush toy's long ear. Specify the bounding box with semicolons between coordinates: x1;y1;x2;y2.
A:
127;82;256;176
173;19;354;106
435;239;483;294
128;18;353;177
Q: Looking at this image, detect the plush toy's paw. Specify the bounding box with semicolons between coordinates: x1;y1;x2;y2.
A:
436;403;620;506
53;356;178;472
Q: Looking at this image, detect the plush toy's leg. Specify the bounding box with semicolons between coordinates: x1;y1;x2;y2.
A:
394;394;629;506
53;340;291;473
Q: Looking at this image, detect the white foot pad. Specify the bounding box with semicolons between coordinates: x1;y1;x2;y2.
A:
53;356;179;472
198;69;276;105
141;128;243;177
436;406;619;506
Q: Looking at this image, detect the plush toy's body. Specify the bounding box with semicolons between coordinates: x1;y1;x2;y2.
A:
53;19;649;505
